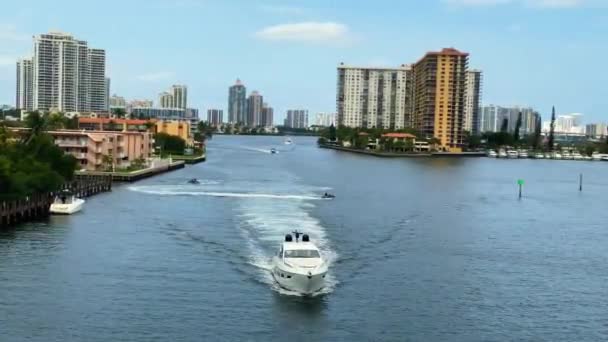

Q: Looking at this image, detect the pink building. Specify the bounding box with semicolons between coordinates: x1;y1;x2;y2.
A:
50;130;153;171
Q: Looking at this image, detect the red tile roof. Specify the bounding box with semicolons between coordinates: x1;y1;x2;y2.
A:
79;118;155;125
382;133;416;139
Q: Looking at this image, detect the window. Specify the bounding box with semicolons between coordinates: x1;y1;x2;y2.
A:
284;250;321;258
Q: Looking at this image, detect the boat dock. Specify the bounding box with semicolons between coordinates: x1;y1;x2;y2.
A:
76;160;185;182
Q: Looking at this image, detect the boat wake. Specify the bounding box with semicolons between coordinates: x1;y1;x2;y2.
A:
237;196;338;297
128;185;324;201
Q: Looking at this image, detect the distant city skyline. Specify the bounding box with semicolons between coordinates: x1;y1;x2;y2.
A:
1;0;606;122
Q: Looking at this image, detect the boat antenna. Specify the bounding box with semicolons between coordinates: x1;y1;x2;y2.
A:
292;230;302;242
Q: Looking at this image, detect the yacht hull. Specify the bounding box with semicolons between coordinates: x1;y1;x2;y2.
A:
50;198;84;215
272;260;326;295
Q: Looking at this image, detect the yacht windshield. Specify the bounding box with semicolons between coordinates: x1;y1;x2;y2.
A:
284;250;320;258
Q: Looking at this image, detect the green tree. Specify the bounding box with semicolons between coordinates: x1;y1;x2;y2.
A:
328;124;337;141
500;118;509;133
155;132;186;154
112;107;127;118
548;106;556;151
532;117;542;150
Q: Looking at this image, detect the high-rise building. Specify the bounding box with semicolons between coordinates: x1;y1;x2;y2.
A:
247;91;264;127
171;85;187;109
159;92;174;108
464;69;482;135
412;48;468;152
28;32;106;113
336;64;413;129
88;49;107;112
284;109;308;129
228;79;247;124
314;113;335;127
261;103;274;127
585;123;607;138
480;105;541;134
109;95;126;107
104;78;111;112
207;109;223;127
16;58;33;111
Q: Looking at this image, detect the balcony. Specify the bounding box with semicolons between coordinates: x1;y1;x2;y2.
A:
55;139;86;147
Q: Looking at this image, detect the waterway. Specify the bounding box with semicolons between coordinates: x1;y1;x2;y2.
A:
2;136;608;341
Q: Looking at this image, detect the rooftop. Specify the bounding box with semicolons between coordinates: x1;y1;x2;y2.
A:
382;132;417;139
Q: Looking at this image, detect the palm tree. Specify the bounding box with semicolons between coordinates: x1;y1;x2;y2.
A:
23;111;47;145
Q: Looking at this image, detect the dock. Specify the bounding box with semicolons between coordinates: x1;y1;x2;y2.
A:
76;160;185;182
0;175;112;228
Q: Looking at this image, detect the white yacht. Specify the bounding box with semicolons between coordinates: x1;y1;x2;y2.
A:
272;231;328;295
49;190;85;215
534;152;545;159
487;150;497;158
553;153;563;160
572;151;584;160
562;152;573;160
507;150;519;159
592;152;603;161
498;149;508;158
518;150;529;158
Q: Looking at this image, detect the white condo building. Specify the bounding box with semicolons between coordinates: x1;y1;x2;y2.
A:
284;109;308;129
336;63;413;129
26;32;107;113
16;58;34;111
159;85;188;109
314;113;335;127
464;70;483;134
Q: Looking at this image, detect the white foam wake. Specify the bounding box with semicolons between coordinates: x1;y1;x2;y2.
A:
129;186;324;201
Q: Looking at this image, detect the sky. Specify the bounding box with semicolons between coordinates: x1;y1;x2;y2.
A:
0;0;607;123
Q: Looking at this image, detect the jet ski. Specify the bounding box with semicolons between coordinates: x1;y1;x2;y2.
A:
187;178;200;184
270;148;277;154
321;193;335;199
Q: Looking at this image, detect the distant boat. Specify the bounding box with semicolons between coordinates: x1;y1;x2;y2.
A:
572;152;584;160
507;150;519;159
553;153;563;160
562;152;573;160
50;190;84;215
187;178;200;184
284;138;293;145
270;148;277;154
534;152;545;159
487;150;497;158
498;149;507;158
518;150;529;158
592;152;603;161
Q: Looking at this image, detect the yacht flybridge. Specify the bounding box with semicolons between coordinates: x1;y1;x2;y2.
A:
272;231;328;295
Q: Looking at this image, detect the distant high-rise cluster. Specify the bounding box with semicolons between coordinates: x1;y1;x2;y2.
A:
284;110;308;129
480;105;541;134
16;32;108;113
314;113;335;127
336;48;482;152
227;79;274;127
158;85;188;109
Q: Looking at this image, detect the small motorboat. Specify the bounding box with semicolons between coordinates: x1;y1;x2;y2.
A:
498;149;507;158
284;138;293;145
321;193;335;199
272;231;328;295
518;150;529;158
187;178;200;184
50;190;85;215
487;150;497;158
270;148;277;154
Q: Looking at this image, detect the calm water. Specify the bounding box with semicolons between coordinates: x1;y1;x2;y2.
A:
2;136;608;341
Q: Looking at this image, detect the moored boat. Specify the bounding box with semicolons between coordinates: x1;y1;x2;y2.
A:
50;190;85;215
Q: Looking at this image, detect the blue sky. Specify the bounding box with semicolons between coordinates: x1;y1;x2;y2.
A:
0;0;607;123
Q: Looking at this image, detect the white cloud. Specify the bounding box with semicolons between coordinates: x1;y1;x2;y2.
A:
443;0;586;7
259;5;306;15
254;22;350;44
137;71;175;82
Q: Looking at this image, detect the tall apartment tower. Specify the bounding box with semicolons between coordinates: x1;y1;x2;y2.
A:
29;32;106;113
228;79;247;124
171;85;188;109
88;49;107;112
284;110;308;129
261;103;274;127
207;109;224;127
159;92;174;108
16;58;34;111
336;64;413;129
413;48;469;152
464;69;482;135
247;91;264;127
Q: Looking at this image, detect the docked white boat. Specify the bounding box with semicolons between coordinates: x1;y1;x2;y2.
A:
553;153;563;160
592;152;603;161
534;152;545;159
487;150;497;158
518;150;529;158
498;149;508;158
507;150;519;159
562;152;573;160
272;231;328;295
572;152;584;160
49;190;85;215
